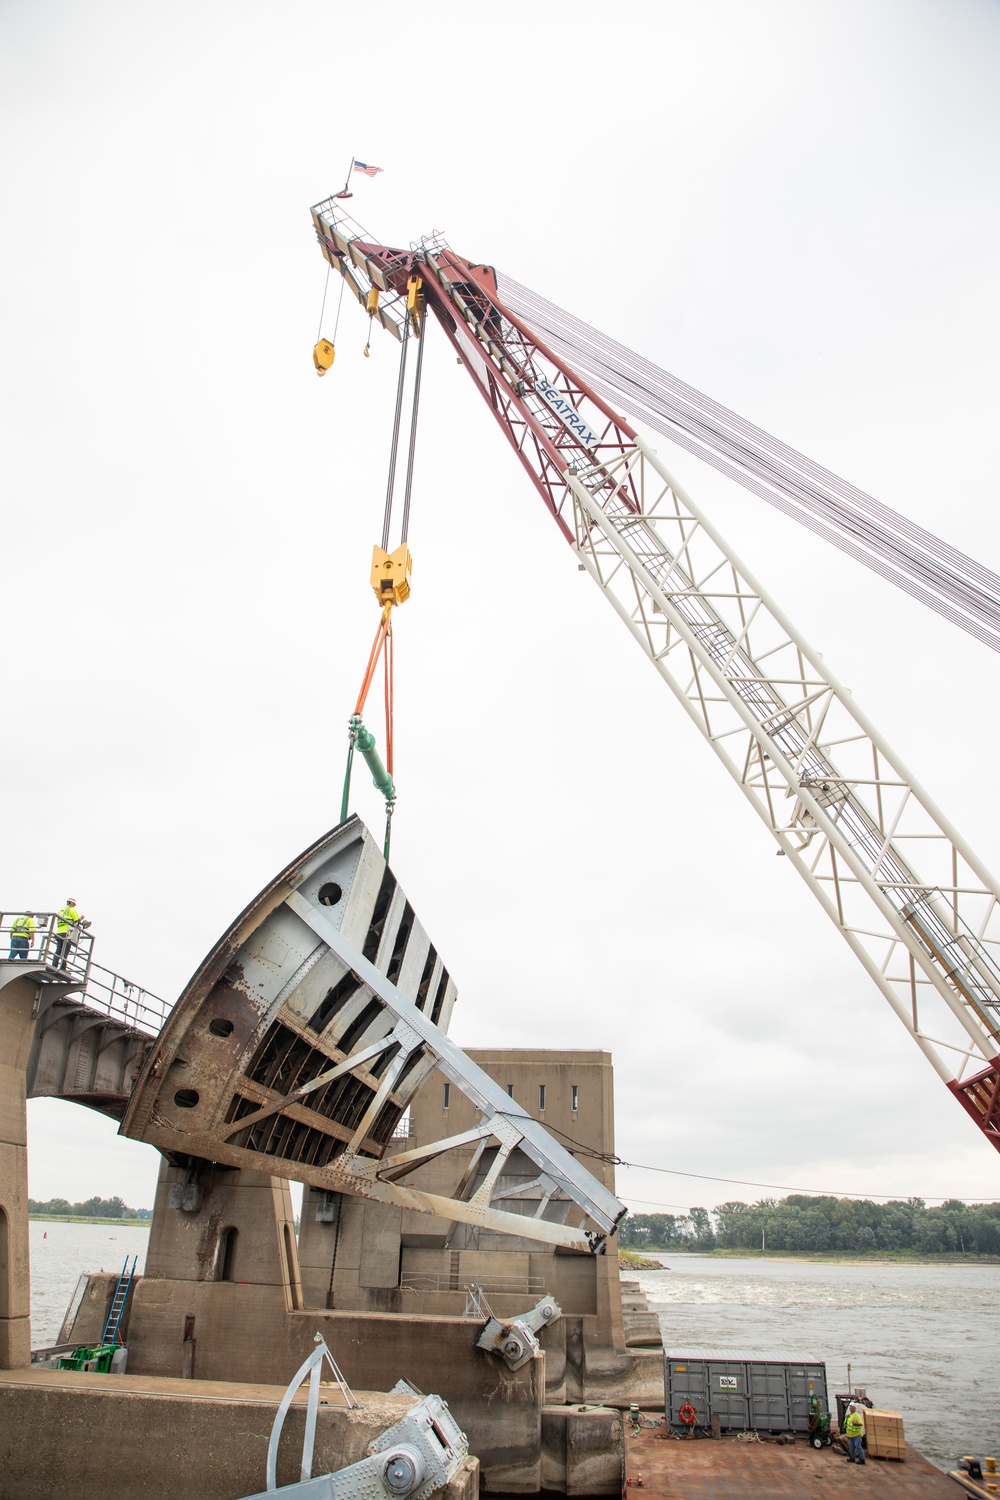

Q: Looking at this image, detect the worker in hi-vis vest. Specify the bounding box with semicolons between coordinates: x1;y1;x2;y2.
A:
9;912;36;961
54;899;85;971
844;1404;866;1465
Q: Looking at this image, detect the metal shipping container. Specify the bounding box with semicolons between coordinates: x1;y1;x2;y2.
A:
664;1349;828;1434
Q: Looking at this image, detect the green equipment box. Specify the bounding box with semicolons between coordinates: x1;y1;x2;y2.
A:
57;1344;118;1373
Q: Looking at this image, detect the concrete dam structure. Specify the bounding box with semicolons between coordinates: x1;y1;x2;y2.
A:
0;819;662;1499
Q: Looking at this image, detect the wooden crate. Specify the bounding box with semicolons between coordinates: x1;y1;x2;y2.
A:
864;1408;906;1462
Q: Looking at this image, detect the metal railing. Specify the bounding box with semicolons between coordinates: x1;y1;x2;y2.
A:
1;908;95;984
82;960;172;1036
0;910;171;1037
400;1272;546;1297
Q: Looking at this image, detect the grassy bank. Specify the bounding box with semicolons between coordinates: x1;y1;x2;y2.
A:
625;1246;1000;1265
29;1215;150;1228
618;1249;664;1269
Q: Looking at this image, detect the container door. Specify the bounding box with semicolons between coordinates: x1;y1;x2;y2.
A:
747;1361;791;1431
666;1359;709;1428
787;1363;828;1433
707;1361;749;1430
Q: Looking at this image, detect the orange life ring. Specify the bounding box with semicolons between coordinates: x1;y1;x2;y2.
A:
678;1404;697;1426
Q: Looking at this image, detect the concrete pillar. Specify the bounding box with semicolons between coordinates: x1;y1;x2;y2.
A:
128;1161;304;1378
0;969;41;1368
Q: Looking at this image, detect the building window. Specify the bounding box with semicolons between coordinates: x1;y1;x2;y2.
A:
571;1085;579;1112
538;1084;546;1112
507;1084;514;1097
443;1082;450;1109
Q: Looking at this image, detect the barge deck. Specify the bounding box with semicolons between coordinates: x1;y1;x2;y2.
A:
625;1419;956;1499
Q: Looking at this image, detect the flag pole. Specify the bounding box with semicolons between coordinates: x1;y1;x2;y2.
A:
335;156;354;201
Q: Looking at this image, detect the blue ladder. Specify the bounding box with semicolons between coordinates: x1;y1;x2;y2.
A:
101;1255;137;1346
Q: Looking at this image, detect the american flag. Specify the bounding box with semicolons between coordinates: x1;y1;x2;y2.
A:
353;161;383;178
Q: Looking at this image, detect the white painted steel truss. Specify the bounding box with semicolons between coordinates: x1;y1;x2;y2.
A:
308;204;1000;1148
566;436;1000;1091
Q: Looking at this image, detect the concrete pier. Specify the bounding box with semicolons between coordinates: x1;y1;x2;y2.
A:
1;968;53;1370
3;961;130;1372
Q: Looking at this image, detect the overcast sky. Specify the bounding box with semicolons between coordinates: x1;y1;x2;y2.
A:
5;0;1000;1217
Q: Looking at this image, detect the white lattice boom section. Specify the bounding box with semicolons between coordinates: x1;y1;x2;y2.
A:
310;200;1000;1153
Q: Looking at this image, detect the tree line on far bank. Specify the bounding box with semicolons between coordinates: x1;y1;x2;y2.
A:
618;1196;1000;1254
29;1195;151;1220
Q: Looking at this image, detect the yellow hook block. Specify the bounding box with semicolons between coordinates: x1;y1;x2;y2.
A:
313;339;335;376
370;543;412;607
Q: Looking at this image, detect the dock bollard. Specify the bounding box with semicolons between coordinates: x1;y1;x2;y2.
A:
985;1454;996;1492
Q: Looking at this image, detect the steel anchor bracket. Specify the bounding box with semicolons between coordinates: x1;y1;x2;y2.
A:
241;1336;469;1500
475;1294;562;1371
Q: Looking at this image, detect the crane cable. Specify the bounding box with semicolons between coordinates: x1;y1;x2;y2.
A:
313;264;346;376
316;263;331;342
382;312;411;548
498;273;1000;655
526;1117;1000;1203
400;310;426;545
340;310;423;859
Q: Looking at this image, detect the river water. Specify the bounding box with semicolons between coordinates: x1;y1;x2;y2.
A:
628;1254;999;1471
28;1230;998;1470
29;1221;150;1346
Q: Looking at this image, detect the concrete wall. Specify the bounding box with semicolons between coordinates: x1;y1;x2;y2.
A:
123;1290;546;1491
0;1369;479;1500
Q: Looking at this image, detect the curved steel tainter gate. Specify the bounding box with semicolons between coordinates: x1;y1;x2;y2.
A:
121;815;624;1252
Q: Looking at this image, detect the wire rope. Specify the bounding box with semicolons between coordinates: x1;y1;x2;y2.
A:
529;1117;1000;1203
331;272;346;344
400;318;427;544
316;263;332;343
498;274;1000;653
505;277;1000;619
382;311;411;550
